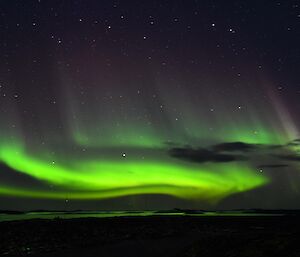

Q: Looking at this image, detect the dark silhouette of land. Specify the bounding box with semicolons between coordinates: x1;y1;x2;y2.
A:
1;210;300;257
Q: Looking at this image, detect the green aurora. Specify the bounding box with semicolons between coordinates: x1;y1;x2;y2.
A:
0;81;299;206
0;140;268;202
0;77;299;208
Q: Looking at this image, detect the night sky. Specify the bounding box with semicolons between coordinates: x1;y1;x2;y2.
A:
0;0;299;210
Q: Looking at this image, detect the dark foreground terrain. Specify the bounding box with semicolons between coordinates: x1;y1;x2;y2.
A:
1;215;300;257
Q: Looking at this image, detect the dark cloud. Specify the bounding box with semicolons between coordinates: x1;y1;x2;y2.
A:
291;139;300;144
258;164;289;169
276;155;300;162
170;139;300;166
169;147;244;163
284;139;300;148
212;142;258;152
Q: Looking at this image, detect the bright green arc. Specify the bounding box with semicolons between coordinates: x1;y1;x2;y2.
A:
0;142;268;203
